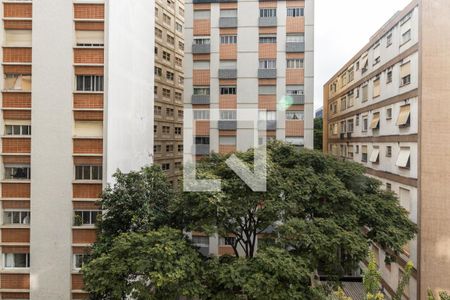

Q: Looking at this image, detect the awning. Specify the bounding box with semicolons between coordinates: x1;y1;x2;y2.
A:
396;105;411;126
370;113;380;129
400;62;411;78
369;148;380;163
396;148;411;168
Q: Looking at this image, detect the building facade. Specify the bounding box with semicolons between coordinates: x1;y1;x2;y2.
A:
184;0;314;255
323;0;450;298
0;1;154;299
154;0;185;184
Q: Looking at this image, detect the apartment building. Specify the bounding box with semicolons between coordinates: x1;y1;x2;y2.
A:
154;0;184;184
184;0;314;255
323;0;450;298
0;1;154;299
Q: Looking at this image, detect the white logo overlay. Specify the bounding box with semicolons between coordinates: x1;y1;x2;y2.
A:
183;108;269;192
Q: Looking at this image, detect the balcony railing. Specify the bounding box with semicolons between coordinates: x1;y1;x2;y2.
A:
218;69;237;79
259;17;277;27
219;17;237;28
192;44;210;54
218;120;237;130
258;69;277;79
286;42;305;53
191;95;210;105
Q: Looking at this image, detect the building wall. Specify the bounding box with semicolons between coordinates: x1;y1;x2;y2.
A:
323;2;420;299
154;0;184;184
419;0;450;297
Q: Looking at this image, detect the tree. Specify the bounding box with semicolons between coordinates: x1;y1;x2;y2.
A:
314;117;323;150
82;228;206;300
428;289;450;300
363;252;384;300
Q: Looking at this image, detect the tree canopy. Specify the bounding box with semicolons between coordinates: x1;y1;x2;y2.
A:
83;142;418;299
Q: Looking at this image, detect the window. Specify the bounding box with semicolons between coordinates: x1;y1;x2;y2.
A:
192;236;209;245
396;147;411;168
74;211;100;226
386;107;392;119
401;30;411;44
174;127;182;135
340;121;346;133
373;43;380;65
4;74;31;91
177;109;183;117
286;111;304;120
166;108;174;117
163;13;171;25
5;30;32;47
166;35;175;45
286;59;304;69
176;22;183;33
179;41;184;50
5;124;31;136
162;88;171;98
370;146;380;163
259;59;276;69
220;35;237;44
386;33;393;47
259;35;276;44
373;76;381;98
166;144;174;152
179;76;184;85
220;9;237;18
76;75;103;91
75;165;102;180
286;34;304;43
362;116;368;132
76;30;104;47
219;136;236;145
194;10;210;20
340;97;346;111
347;145;354;159
396;104;411;127
193;87;210;95
162;126;171;134
355;145;359;154
179;7;184;16
370;112;380;130
399;187;411;212
220;86;236;95
287;7;304;17
386;182;392;191
175;57;183;67
154;106;162;115
193;61;210;69
400;62;411;86
193;110;210;120
162;51;171;61
3;211;30;225
195;137;210;145
361;145;368;162
193;38;210;45
220;110;236;120
178;145;183;152
5;166;30;180
362;85;368;102
154;67;162;76
286;85;304;95
161;163;170;171
74;254;91;269
355;114;360;126
4;253;30;268
386;146;392;157
347;91;354;107
386;68;393;84
260;8;276;18
258;111;276;121
166;71;174;81
154;145;161;153
258;85;276;95
347;119;354;133
219;60;237;70
219;236;236;246
155;28;162;38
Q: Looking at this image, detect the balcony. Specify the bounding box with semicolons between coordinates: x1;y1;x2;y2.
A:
286;42;305;53
194;144;210;155
192;44;210;54
191;95;210;105
218;69;237;79
258;69;277;79
289;95;304;105
219;17;237;28
258;120;277;131
218;120;237;130
259;17;277;27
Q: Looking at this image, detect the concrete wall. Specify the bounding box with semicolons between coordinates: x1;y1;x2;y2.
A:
104;0;155;180
30;0;74;298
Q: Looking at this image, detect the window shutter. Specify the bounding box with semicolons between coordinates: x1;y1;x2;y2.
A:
76;31;104;45
5;30;32;47
396;105;411;126
400;62;411;78
369;148;380;163
396;148;411;168
370;113;380;129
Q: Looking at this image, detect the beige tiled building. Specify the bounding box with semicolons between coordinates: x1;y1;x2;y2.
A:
0;1;154;299
323;0;450;298
154;0;185;184
184;0;314;255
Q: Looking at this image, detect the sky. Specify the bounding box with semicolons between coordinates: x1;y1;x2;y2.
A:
314;0;412;112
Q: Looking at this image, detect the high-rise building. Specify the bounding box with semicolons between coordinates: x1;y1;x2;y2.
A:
0;1;154;299
323;0;450;298
184;0;314;255
154;0;185;184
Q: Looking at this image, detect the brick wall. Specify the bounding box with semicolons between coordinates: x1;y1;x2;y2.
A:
219;145;236;154
73;139;103;154
285;120;304;137
74;4;104;19
286;69;304;85
72;229;97;244
73;183;102;199
193;19;211;36
74;48;104;64
220;44;237;60
2;246;29;253
4;20;32;30
1;292;29;299
193;70;210;85
73;93;103;109
3;110;31;120
74;111;103;121
3;3;32;18
2;183;30;198
75;21;104;31
3;47;32;63
258;95;277;110
2;200;30;209
3;92;32;108
259;44;277;59
286;17;305;33
72;274;85;290
219;95;237;109
75;66;104;76
3;155;30;164
195;121;210;136
1;228;30;243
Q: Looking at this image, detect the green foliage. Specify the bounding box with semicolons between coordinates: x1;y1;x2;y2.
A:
427;289;450;300
314;117;323;150
205;247;327;300
83;227;206;300
363;252;382;299
393;261;413;300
